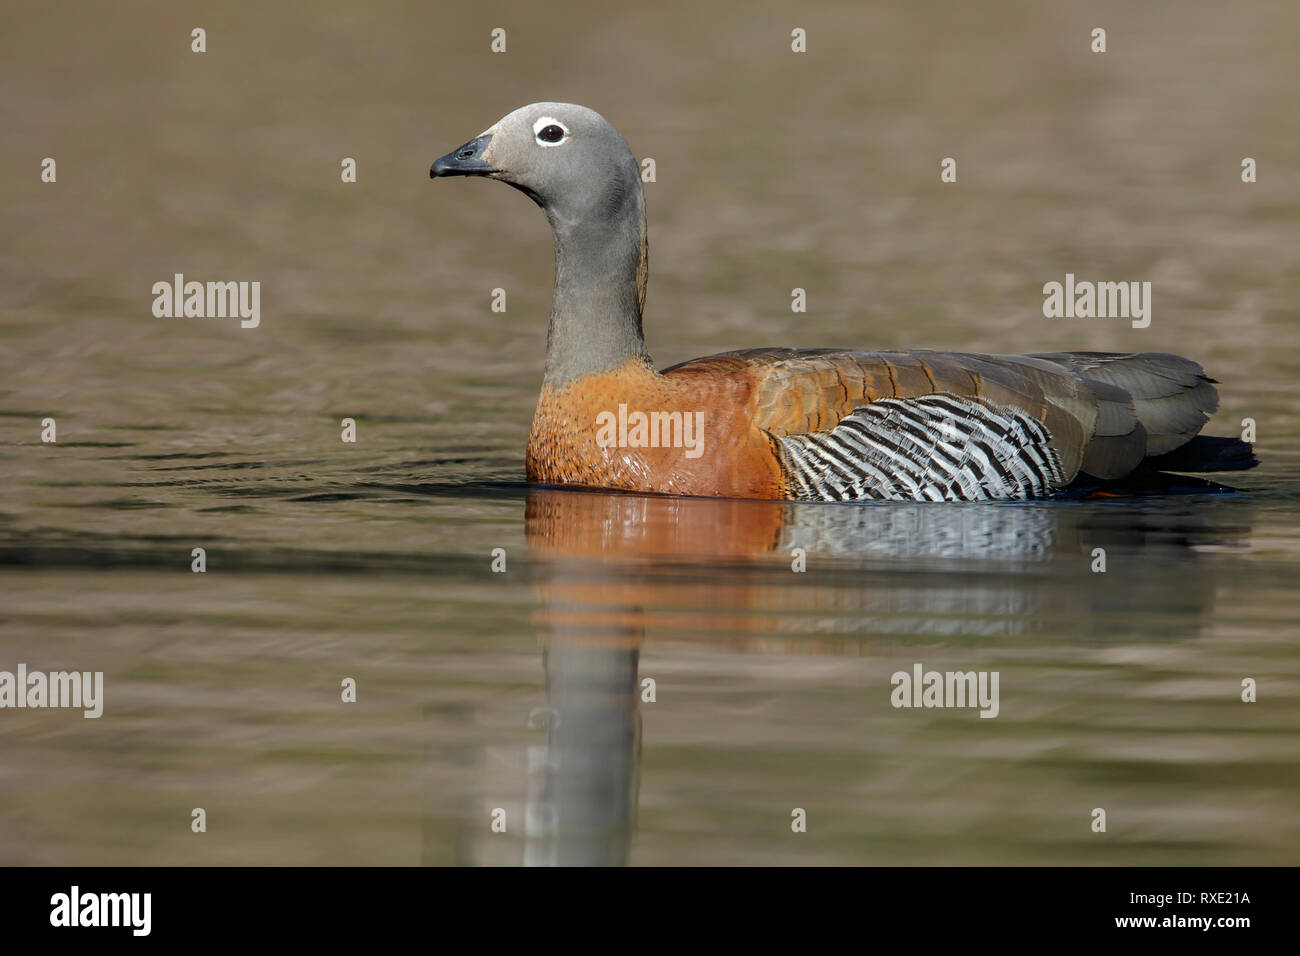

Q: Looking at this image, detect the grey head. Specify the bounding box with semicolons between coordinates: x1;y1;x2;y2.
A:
430;102;640;219
431;103;652;387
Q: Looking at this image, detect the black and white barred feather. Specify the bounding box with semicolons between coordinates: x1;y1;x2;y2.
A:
775;394;1065;501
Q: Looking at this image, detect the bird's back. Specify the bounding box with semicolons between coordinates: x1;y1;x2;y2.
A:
653;348;1249;500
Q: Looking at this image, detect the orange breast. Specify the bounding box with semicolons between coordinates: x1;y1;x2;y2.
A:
526;358;786;498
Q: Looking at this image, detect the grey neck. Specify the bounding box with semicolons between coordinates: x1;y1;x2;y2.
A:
541;175;652;389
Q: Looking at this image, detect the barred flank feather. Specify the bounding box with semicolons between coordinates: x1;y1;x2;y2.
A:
776;394;1065;501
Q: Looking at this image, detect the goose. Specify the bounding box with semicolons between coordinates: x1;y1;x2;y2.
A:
431;103;1256;501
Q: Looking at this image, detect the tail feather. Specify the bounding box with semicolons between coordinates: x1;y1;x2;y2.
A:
1144;435;1259;473
1027;351;1232;473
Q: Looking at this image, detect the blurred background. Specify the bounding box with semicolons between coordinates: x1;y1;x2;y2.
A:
1;0;1298;864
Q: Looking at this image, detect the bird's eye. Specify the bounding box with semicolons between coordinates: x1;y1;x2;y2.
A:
532;117;570;147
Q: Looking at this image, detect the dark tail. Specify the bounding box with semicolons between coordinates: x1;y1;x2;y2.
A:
1143;435;1259;473
1029;351;1258;477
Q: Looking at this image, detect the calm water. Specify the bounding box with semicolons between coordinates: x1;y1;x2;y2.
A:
2;1;1299;865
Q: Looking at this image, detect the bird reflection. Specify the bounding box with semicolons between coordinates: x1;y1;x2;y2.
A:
520;486;1251;864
